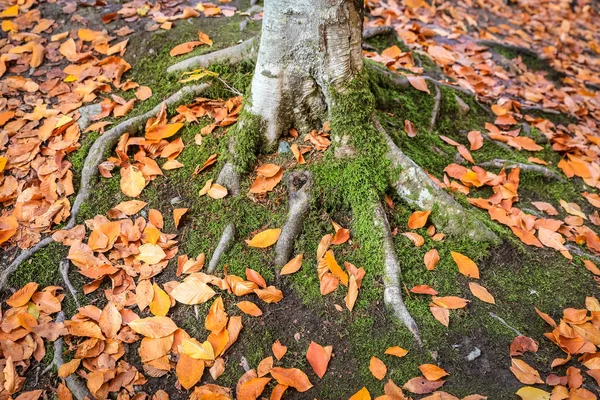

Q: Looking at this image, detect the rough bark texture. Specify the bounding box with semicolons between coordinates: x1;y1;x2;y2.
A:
249;0;363;147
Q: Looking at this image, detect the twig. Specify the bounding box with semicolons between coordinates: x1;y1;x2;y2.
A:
217;76;243;96
478;159;566;182
362;26;395;40
207;223;236;273
489;312;523;336
480;132;513;152
430;84;441;131
59;259;80;308
167;37;258;74
0;84;211;290
274;171;311;268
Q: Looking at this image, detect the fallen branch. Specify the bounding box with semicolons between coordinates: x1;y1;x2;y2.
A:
167;37;258;74
52;312;91;400
207;223;236;273
430;85;441;131
362;26;395;40
478;159;566;182
0;84;211;290
374;117;498;242
274;170;311;267
374;202;422;345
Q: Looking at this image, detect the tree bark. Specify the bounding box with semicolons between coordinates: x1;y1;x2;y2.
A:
248;0;363;147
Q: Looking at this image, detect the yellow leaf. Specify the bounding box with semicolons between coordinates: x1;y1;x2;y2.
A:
170;277;216;305
120;165;146;197
205;296;228;332
207;183;228;199
176;353;204;390
450;251;480;279
136;243;166;265
149;283;171;316
182;338;215;361
245;228;281;248
0;156;7;171
324;250;348;286
350;387;372;400
468;282;495;304
516;386;550;400
128;316;178;338
0;5;18;17
145;122;184;141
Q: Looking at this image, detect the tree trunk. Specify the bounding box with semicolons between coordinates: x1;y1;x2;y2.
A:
248;0;363;147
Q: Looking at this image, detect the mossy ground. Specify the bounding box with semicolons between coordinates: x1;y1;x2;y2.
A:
6;13;600;400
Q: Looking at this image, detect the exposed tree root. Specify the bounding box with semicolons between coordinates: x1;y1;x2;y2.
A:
429;85;441;131
476;40;539;59
274;171;312;267
166;37;258;74
481;132;513;152
489;312;523;337
566;244;600;265
520;104;561;115
52;312;91;400
362;25;395;40
216;162;241;196
374;202;422;345
478;159;566;182
0;84;210;291
59;259;80;308
374;117;498;242
207;223;236;273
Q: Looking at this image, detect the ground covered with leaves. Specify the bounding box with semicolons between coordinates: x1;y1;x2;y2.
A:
1;0;600;398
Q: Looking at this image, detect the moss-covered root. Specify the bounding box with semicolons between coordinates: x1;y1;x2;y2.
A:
373;117;499;244
0;84;212;291
59;259;80;308
216;162;241;196
374;202;422;345
274;170;312;268
166;37;258;74
53;312;90;400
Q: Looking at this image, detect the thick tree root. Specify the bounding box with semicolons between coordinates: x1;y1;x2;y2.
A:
476;40;539;59
566;244;600;265
52;312;91;400
362;26;395;40
429;85;441;131
274;171;312;267
0;84;210;290
478;159;566;182
59;259;80;308
374;118;498;242
166;37;258;74
207;223;236;273
216;162;241;196
520;104;561;115
374;202;422;345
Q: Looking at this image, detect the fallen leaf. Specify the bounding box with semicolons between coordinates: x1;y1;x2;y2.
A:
407;75;430;93
450;251;480;278
403;377;445;394
408;210;431;229
236;301;263;316
419;364;449;381
269;367;313;392
424;249;440;271
369;356;387;380
246;229;281;248
280;254;303;275
272;340;287;360
468;282;495;304
306;341;332;379
128;316;178;338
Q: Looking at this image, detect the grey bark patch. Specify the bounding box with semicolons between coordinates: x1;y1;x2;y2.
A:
208;223;236;273
216;162;241;196
274;170;312;267
76;103;102;131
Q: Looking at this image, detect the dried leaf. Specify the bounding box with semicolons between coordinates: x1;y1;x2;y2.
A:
306;341;332;379
450;251;480;278
468;282;495;304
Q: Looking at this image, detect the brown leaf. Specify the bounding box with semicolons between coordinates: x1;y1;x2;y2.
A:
128;316;178;338
510;336;539;357
236;301;263;317
407;76;430;94
510;358;543;384
176;353;204;389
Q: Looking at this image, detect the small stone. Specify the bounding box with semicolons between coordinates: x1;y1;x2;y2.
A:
466;347;481;361
278;141;291;154
455;94;470;116
170;197;182;205
77;103;102;130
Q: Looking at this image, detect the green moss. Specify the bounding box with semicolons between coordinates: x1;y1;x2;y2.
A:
229;107;264;172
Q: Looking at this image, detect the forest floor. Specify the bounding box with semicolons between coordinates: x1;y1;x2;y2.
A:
1;0;600;399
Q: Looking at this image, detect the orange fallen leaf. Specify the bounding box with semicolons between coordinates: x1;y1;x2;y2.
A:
510;358;543;384
280;254;303;275
306;341;332;379
468;282;495;304
369;356;387;380
403;377;445;394
418;364;449;381
408;210;431;229
269;367;313;392
407;75;430;94
246;268;267;288
432;296;469;309
450;251;480;278
324;250;349;286
128;316;178;338
246;228;281;248
385;346;408;358
237;301;263;316
349;387;371;400
424;249;440;271
237;377;271;400
176;353;204;389
272;340;287;360
173;208;188;228
410;284;438;295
